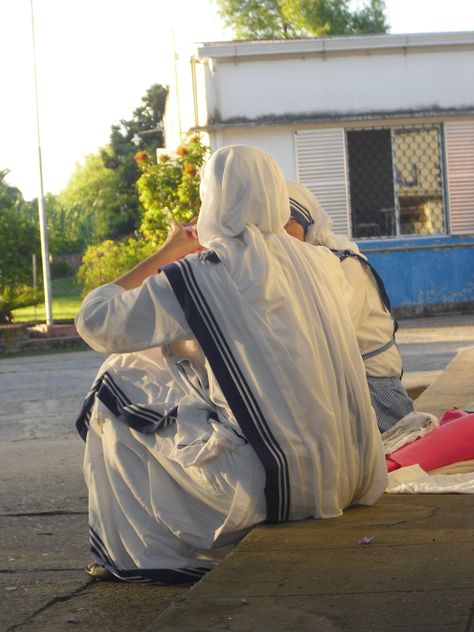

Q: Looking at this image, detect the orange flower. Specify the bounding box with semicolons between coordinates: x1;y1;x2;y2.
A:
183;163;197;177
134;150;150;165
159;153;170;163
176;144;189;156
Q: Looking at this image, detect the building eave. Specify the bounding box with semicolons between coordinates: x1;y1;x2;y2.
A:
191;106;474;132
196;32;474;63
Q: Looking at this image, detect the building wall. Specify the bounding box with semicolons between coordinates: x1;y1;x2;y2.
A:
195;34;474;126
362;236;474;312
209;125;298;180
211;122;474;313
205;50;474;123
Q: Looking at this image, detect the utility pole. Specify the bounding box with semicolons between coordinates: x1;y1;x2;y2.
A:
30;0;53;325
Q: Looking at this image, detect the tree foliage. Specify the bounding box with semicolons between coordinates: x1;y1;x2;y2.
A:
217;0;389;39
0;170;42;322
58;153;136;244
104;83;168;170
0;285;43;324
100;84;169;231
136;135;210;246
0;170;40;287
77;237;155;294
58;84;169;249
44;193;89;255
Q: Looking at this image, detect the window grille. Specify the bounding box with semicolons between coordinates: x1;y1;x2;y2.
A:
346;125;446;239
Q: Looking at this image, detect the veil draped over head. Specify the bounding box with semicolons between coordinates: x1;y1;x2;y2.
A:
286;180;362;254
197;145;291;308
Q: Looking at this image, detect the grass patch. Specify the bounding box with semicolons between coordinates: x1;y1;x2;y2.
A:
12;278;83;323
0;346;91;360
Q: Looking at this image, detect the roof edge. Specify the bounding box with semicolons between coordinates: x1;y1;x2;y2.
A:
191;107;474;131
195;32;474;62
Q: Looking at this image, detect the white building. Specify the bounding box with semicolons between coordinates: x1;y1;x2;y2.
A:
164;32;474;312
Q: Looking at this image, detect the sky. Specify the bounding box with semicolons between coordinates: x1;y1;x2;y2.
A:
1;0;474;200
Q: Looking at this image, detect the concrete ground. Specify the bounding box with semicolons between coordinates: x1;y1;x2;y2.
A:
149;346;474;632
0;437;190;631
151;494;474;632
0;313;473;631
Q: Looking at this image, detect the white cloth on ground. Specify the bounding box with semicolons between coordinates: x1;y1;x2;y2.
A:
381;411;439;455
386;464;474;494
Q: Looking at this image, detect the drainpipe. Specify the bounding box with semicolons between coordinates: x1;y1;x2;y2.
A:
172;28;182;140
190;55;199;129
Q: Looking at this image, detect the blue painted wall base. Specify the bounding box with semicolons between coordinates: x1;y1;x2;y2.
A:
359;235;474;313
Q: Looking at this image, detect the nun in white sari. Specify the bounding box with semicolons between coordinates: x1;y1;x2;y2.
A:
286;181;414;433
75;145;386;584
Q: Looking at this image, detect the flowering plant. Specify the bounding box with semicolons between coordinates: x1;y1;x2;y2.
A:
136;135;210;246
77;136;210;293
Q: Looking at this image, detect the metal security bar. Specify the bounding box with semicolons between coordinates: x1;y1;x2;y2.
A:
347;125;446;239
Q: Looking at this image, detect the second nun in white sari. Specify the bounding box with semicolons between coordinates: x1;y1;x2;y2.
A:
285;180;414;433
75;145;387;584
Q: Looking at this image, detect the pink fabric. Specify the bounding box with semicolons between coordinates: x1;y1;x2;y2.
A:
386;412;474;473
439;408;470;425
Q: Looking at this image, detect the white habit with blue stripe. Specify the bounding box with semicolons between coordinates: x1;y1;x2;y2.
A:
75;145;386;582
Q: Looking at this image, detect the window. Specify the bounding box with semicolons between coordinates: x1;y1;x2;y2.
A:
346;125;446;239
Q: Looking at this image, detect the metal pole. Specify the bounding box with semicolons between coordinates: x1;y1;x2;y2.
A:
30;0;53;325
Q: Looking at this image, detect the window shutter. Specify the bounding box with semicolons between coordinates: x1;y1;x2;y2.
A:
445;121;474;235
294;128;350;235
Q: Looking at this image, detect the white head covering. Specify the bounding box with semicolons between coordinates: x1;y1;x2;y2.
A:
197;145;291;307
286;181;361;254
198;144;290;239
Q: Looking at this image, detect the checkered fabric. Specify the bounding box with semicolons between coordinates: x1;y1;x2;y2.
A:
367;376;414;433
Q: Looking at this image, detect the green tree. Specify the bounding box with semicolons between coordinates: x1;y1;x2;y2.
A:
0;170;40;288
77;237;155;294
0;168;23;212
18;194;85;255
0;170;42;322
58;153;136;244
44;194;86;255
100;84;168;230
58;84;168;248
217;0;389;39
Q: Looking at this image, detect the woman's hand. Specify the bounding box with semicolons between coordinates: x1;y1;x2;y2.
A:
113;218;203;290
163;219;201;258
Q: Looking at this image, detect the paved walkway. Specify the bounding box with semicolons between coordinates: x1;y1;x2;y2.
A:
1;315;473;631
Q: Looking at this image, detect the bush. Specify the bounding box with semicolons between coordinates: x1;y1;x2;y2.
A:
136;135;210;245
50;258;74;279
77;237;155;295
0;285;44;324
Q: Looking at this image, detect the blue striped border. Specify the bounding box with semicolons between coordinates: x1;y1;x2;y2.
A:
289;196;314;232
163;258;290;523
75;372;177;440
89;525;210;584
